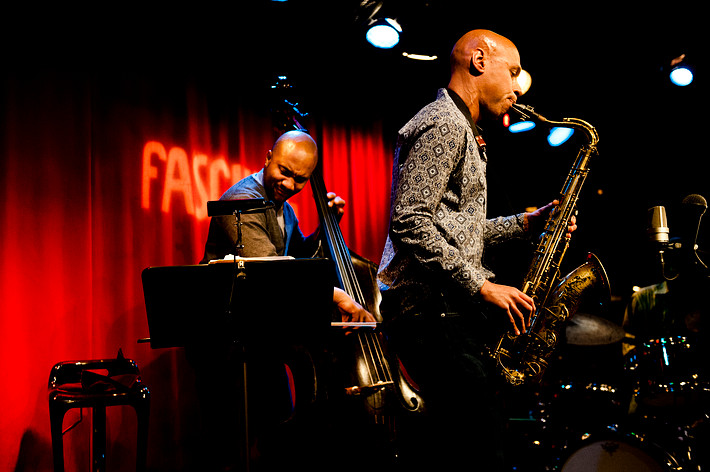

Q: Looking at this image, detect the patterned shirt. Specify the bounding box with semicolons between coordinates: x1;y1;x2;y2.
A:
623;280;705;338
377;88;526;306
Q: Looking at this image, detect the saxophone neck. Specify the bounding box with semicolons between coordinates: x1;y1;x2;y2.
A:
510;104;599;146
564;117;599;147
510;103;545;122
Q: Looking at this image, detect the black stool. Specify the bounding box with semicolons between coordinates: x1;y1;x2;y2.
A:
48;350;150;472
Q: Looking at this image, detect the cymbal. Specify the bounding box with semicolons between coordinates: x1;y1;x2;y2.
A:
565;313;626;346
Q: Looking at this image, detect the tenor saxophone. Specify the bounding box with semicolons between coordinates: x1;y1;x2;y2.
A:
491;104;611;386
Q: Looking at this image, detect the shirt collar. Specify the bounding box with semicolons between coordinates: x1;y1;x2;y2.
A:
446;88;487;155
253;169;283;210
253;168;264;186
446;88;475;130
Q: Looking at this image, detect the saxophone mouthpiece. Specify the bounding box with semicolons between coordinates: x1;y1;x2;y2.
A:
511;103;548;123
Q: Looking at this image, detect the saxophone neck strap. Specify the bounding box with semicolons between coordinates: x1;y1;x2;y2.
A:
447;88;487;158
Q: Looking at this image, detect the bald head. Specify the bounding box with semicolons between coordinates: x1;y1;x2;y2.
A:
450;30;516;74
448;29;522;122
272;130;318;158
263;130;318;203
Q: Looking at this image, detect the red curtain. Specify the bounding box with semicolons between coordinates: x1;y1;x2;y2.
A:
0;70;392;470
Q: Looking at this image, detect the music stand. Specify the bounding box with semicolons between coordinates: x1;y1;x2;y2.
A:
141;258;333;348
141;258;334;471
207;199;275;257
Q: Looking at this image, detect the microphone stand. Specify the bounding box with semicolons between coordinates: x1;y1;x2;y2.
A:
659;246;680;282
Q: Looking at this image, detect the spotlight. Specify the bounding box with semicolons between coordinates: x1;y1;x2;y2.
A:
670;66;693;86
547;127;574;147
518;69;532;95
366;18;401;49
668;54;694;87
402;52;438;61
507;120;575;147
509;121;536;133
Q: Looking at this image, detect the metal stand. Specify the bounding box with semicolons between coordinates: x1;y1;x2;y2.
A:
141;258;334;471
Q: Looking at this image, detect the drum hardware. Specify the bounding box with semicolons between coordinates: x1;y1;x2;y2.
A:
623;335;708;408
506;327;707;470
619;334;709;471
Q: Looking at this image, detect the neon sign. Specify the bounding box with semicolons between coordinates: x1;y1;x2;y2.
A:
142;141;253;219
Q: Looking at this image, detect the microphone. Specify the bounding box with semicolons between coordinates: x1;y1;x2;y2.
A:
678;194;708;271
679;194;707;251
646;205;677;281
647;206;670;244
647;194;708;280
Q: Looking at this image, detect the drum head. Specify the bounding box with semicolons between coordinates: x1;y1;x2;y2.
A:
561;440;671;471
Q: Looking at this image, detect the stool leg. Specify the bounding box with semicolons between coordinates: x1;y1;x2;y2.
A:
134;397;150;472
92;405;106;472
49;402;66;472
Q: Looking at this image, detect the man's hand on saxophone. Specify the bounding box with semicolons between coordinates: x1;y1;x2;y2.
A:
525;199;578;239
481;199;580;336
480;281;535;335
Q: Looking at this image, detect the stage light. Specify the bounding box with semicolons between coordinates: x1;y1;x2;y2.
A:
670;66;693;86
668;53;694;87
366;18;402;49
518;69;532;95
509;121;536;133
402;52;438;61
547;127;574;146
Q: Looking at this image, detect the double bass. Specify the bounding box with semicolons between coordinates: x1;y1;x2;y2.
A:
270;82;424;460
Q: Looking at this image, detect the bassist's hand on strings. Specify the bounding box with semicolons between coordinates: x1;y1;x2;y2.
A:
327;192;346;219
333;287;377;327
479;280;535;335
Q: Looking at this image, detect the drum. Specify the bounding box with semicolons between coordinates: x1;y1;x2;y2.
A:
560;436;680;471
624;336;708;408
540;379;624;433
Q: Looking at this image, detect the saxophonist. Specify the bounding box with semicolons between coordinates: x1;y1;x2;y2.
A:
377;29;577;470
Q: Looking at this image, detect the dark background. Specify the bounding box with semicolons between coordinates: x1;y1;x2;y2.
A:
212;1;707;318
11;0;706;317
